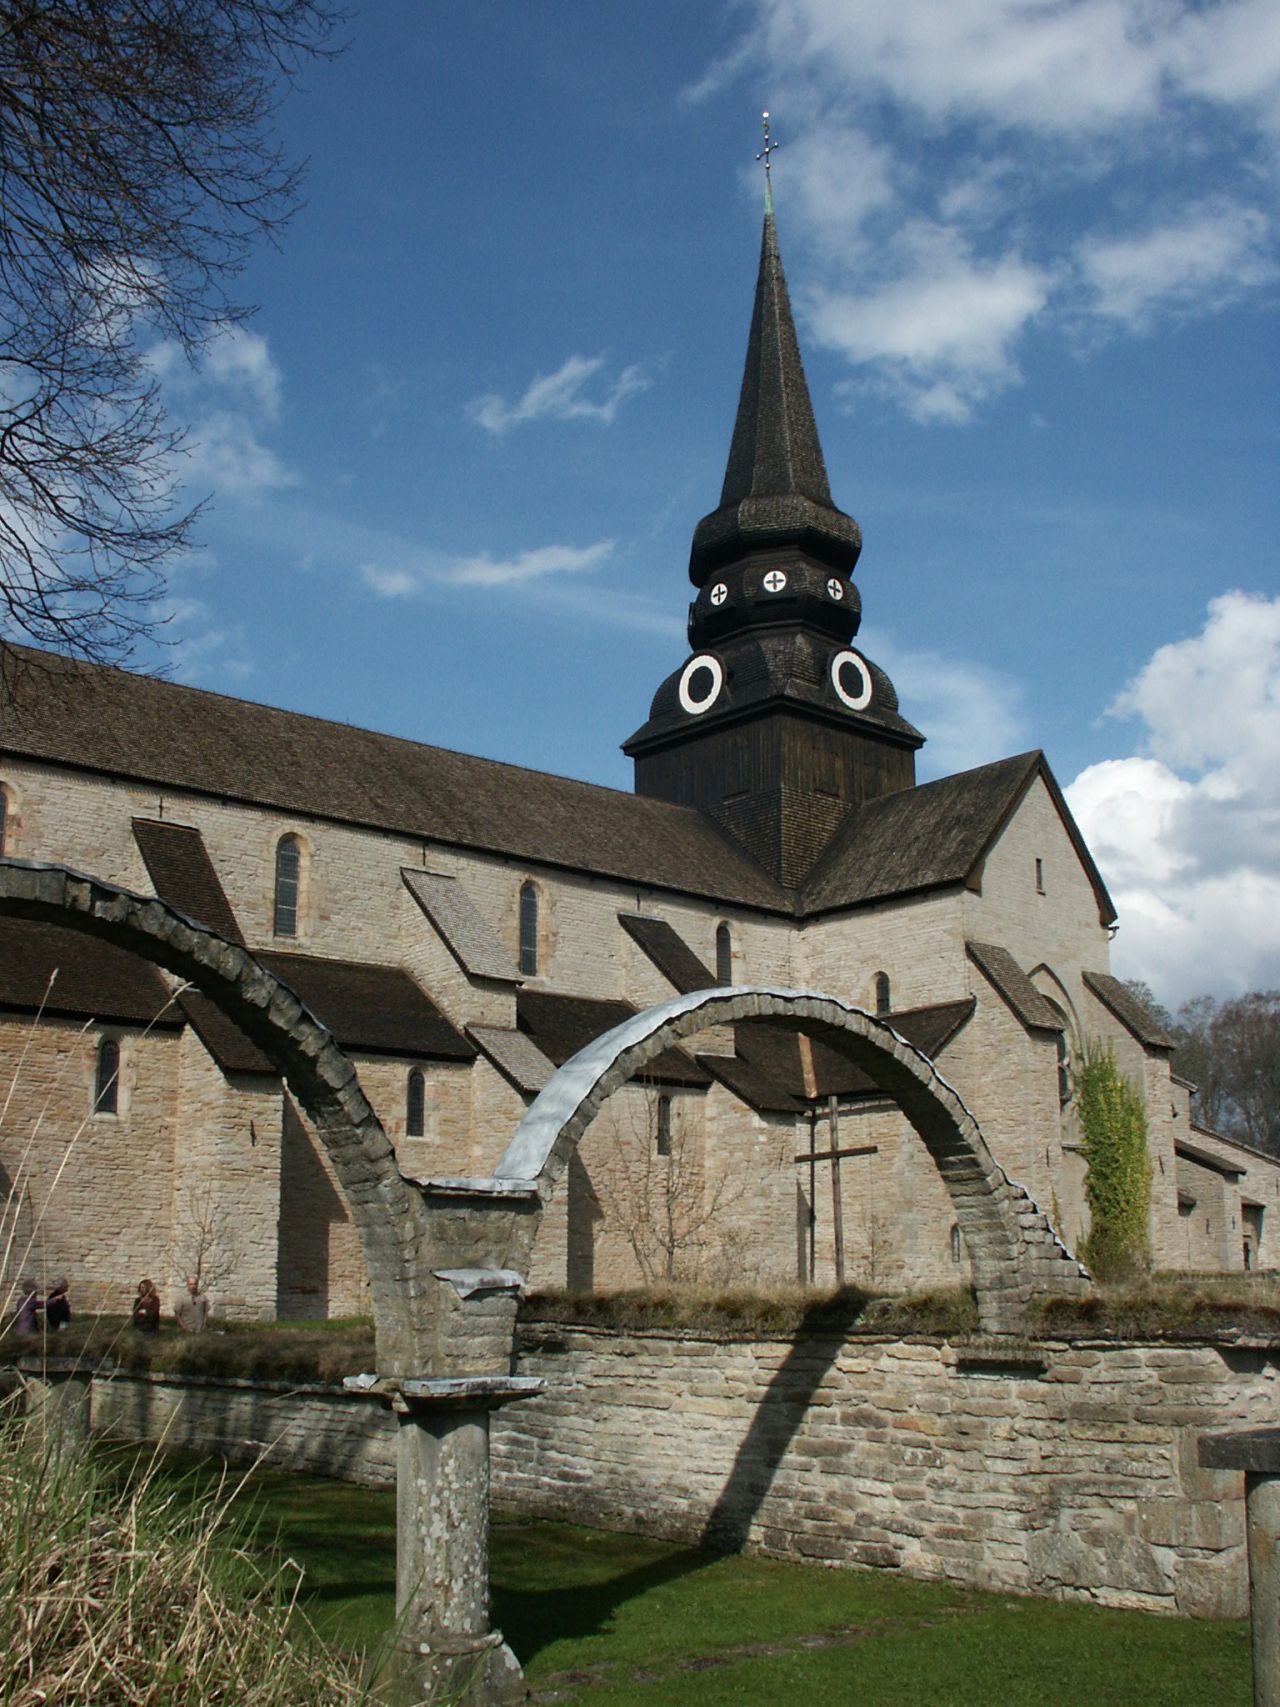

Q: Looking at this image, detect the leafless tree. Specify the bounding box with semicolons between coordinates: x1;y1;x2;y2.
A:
608;1084;749;1284
0;1;338;661
166;1184;239;1295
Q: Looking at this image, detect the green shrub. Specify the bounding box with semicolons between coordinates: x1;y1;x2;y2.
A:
1076;1041;1153;1281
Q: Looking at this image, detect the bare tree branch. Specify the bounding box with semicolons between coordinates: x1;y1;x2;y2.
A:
0;0;340;661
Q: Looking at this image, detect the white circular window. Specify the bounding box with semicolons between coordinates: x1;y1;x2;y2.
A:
709;582;728;607
678;654;724;715
762;569;788;593
826;577;844;601
831;649;873;711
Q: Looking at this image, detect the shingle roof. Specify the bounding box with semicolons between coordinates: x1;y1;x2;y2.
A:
802;753;1040;911
1083;971;1174;1050
0;918;181;1028
258;952;474;1061
516;989;711;1088
467;1025;555;1097
967;941;1064;1033
1;643;785;912
701;998;975;1114
132;818;245;945
689;210;861;584
403;869;519;983
178;991;276;1075
802;751;1116;925
617;913;716;993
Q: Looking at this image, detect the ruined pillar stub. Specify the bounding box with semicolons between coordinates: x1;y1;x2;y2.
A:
1200;1428;1280;1707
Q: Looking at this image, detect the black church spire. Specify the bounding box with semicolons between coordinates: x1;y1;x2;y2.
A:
689;207;861;589
625;175;923;890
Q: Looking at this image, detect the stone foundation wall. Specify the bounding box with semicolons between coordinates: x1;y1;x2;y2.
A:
79;1325;1277;1620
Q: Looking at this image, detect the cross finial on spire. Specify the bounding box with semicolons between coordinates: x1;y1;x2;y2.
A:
756;111;779;213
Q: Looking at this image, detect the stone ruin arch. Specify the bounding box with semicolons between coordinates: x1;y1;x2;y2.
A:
497;985;1089;1335
0;856;423;1369
0;860;1089;1702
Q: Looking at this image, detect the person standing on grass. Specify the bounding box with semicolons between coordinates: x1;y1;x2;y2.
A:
12;1278;41;1336
44;1277;71;1330
174;1274;209;1334
131;1277;160;1335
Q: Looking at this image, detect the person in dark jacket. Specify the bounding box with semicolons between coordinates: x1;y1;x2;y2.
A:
131;1277;160;1334
12;1278;41;1336
44;1277;71;1330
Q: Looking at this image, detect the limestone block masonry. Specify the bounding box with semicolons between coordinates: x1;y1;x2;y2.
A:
82;1326;1278;1620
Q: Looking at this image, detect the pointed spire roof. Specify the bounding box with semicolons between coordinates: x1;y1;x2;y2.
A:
689;207;861;586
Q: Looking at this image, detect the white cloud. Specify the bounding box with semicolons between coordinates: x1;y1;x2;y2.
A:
150;323;294;501
467;354;649;435
360;538;615;598
811;231;1051;421
1066;592;1280;1004
692;2;1280;421
443;540;615;587
734;0;1274;135
865;629;1028;776
1078;203;1276;328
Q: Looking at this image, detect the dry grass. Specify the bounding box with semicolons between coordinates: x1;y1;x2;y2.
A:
1030;1270;1280;1338
0;1403;371;1706
10;1313;380;1385
519;1282;980;1339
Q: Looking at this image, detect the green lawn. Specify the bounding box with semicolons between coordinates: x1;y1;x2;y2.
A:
150;1453;1251;1706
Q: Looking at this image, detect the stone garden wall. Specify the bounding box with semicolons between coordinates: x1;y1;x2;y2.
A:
78;1322;1278;1620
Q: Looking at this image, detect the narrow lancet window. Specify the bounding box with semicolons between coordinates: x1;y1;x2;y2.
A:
95;1037;120;1115
0;787;7;855
874;972;891;1016
518;882;538;976
406;1069;426;1138
274;836;301;936
715;924;732;986
655;1094;672;1158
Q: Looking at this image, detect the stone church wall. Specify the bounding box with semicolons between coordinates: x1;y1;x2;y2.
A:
76;1326;1277;1620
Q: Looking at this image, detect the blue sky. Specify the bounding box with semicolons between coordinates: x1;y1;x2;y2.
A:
130;1;1277;1008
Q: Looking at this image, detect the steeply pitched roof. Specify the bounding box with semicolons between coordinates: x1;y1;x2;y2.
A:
258;952;474;1061
801;750;1116;925
617;913;716;993
0;917;181;1028
1083;970;1173;1050
403;869;519;984
967;941;1064;1033
467;1025;555;1097
689;211;861;583
1;644;786;914
132;818;245;945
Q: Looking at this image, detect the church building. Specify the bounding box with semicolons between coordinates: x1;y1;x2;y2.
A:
1;195;1274;1319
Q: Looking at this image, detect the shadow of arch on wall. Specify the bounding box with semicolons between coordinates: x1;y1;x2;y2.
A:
497;986;1088;1335
0;856;423;1369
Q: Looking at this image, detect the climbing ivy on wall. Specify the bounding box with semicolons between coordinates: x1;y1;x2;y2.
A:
1076;1041;1152;1281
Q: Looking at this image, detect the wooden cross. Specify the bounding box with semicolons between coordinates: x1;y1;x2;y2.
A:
795;1094;878;1285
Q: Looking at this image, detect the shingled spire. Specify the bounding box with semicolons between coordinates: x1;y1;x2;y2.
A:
625;157;922;890
688;206;862;588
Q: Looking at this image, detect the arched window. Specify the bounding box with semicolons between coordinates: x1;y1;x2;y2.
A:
518;881;539;976
406;1069;426;1138
655;1094;672;1158
715;923;732;986
950;1223;962;1264
95;1037;120;1115
273;835;302;936
874;972;891;1016
0;786;7;855
1055;1031;1072;1106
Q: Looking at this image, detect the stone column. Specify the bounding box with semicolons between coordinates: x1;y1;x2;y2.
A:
346;1373;542;1706
18;1356;93;1454
1200;1427;1280;1707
